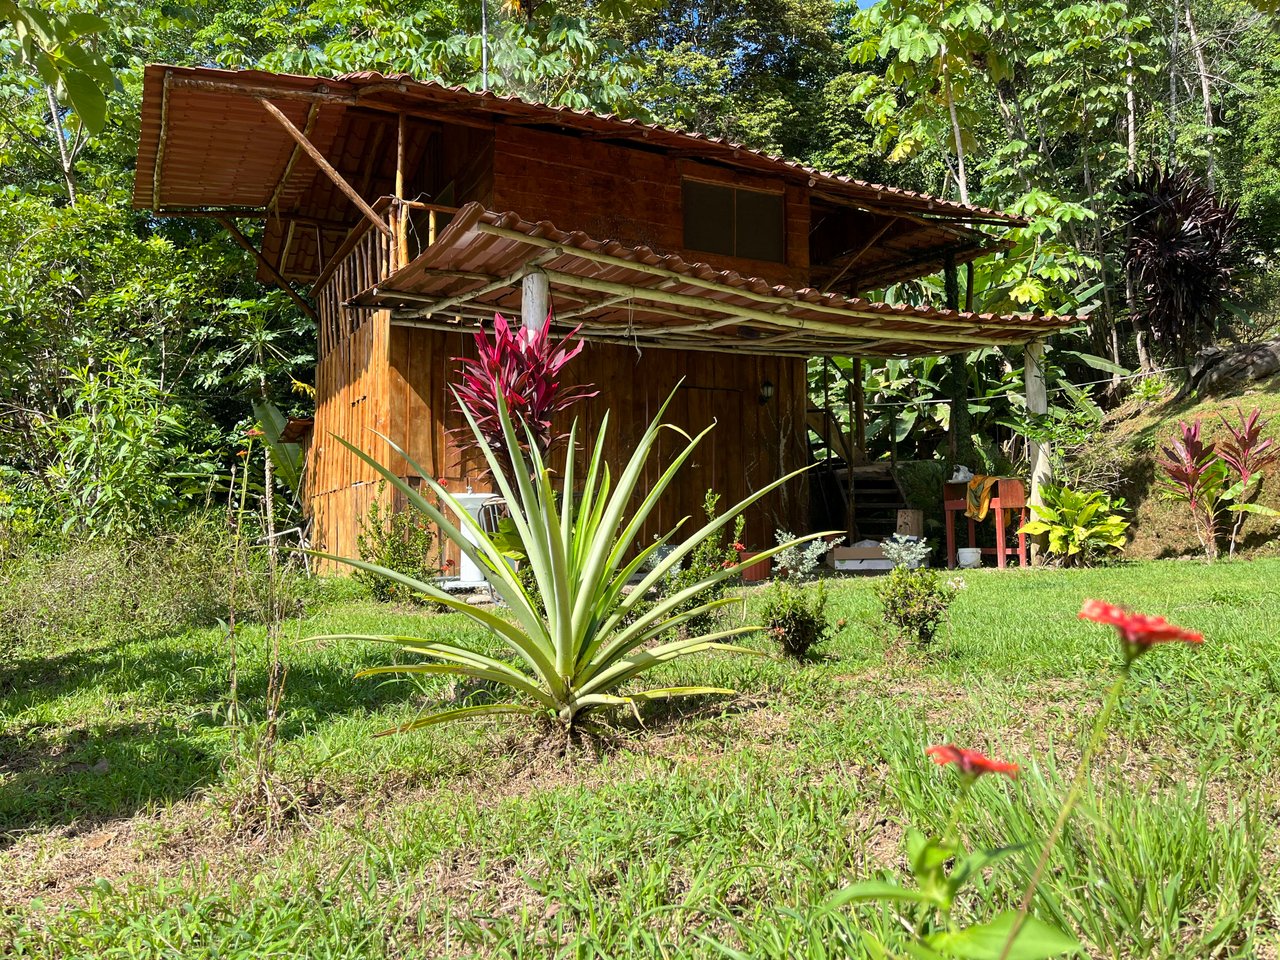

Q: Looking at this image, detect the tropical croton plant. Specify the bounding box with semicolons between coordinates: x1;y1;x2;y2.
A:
1157;407;1279;560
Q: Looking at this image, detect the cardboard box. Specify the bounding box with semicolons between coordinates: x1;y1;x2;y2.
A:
826;542;893;573
896;509;924;538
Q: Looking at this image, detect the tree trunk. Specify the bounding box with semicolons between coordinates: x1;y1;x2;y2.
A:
940;43;969;205
1184;4;1216;190
1168;0;1180;164
1126;51;1139;173
1080;99;1120;386
45;86;77;205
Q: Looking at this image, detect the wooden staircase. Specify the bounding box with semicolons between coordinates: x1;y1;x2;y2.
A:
843;465;908;540
806;406;908;540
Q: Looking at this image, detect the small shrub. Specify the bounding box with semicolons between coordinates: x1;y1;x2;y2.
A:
1017;484;1129;567
873;543;959;648
1130;374;1173;404
760;578;835;659
354;482;439;603
659;490;745;636
881;533;930;568
773;528;840;581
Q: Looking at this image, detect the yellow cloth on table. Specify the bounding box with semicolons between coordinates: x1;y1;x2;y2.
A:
965;475;1000;521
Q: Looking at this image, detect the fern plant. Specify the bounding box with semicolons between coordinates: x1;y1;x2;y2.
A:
314;389;824;734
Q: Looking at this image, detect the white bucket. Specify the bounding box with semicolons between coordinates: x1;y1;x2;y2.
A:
956;547;983;569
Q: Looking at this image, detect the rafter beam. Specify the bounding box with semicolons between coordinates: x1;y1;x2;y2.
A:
217;217;318;323
267;101;320;214
820;217;899;294
471;221;1053;335
258;97;392;239
535;270;1013;347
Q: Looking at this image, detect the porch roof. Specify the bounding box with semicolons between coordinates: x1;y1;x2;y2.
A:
354;203;1079;359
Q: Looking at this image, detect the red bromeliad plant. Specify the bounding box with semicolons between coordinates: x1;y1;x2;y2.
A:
453;312;598;478
829;600;1205;960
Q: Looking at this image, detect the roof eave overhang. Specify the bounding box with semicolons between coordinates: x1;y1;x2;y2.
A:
343;203;1076;360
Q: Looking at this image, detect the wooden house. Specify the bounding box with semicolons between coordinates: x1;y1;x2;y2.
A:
133;65;1071;561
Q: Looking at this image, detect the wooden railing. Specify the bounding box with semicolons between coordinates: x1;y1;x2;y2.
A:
313;198;458;353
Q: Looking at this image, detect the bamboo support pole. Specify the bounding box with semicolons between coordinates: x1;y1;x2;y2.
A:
395;113;409;269
258;98;392;239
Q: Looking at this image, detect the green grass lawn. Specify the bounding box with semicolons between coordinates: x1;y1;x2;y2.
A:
3;559;1279;958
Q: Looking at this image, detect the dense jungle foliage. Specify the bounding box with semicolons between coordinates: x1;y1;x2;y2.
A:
1;0;1277;540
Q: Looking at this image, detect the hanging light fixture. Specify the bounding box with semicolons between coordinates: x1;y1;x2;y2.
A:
759;379;775;405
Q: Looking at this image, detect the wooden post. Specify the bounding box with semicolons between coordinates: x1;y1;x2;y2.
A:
852;357;866;464
395;113;408;269
522;270;550;332
1024;339;1051;563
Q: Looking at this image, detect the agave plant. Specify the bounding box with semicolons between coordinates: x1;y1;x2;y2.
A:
313;389;825;734
453;311;598;477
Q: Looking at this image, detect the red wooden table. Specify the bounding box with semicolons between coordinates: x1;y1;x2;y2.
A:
944;478;1029;570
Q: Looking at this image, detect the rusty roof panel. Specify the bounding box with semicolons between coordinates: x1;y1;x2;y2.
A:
134;64;1025;227
349;203;1075;359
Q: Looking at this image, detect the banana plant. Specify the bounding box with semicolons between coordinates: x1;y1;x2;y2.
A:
312;387;829;733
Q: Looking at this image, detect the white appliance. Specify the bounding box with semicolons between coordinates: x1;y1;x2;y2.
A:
448;492;495;588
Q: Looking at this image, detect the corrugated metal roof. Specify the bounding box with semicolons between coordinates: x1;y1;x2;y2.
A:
354;203;1074;359
134;64;1024;228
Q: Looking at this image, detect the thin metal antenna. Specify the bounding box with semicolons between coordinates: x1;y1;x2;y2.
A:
481;0;490;92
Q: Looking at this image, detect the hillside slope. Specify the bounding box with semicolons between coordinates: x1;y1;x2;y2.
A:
1078;371;1280;561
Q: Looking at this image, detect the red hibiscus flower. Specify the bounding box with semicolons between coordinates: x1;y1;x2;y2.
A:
1079;599;1203;662
443;558;456;570
927;744;1019;780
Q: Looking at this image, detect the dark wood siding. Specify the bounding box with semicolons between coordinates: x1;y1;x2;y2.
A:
491;125;810;287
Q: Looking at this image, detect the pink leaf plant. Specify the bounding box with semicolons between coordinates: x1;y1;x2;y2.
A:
1156;419;1228;560
453;312;598;478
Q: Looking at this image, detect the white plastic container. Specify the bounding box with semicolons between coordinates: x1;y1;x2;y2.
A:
956;547;983;569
